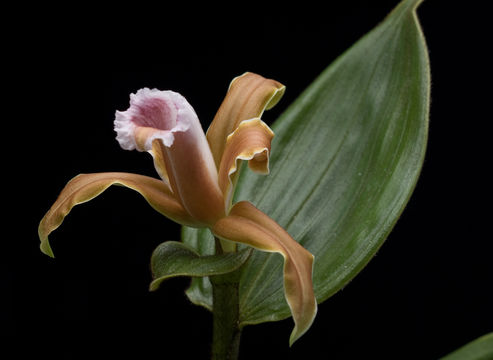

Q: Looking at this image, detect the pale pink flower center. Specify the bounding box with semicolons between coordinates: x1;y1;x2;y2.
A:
130;96;177;130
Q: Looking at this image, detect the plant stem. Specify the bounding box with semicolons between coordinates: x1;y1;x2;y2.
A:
210;269;242;360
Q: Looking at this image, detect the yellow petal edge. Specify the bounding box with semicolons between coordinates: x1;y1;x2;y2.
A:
206;72;285;168
218;118;275;209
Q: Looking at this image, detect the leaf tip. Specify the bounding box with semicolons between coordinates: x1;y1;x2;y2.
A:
149;279;160;292
398;0;426;14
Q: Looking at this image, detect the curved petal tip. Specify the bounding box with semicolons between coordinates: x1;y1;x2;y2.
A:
212;201;317;344
38;228;55;258
38;172;199;258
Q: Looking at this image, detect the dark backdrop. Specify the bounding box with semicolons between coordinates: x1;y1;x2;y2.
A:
5;1;491;359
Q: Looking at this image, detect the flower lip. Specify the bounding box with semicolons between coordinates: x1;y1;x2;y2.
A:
114;88;193;151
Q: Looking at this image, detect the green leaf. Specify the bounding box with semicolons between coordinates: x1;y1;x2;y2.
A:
150;240;251;292
440;333;493;360
184;0;430;328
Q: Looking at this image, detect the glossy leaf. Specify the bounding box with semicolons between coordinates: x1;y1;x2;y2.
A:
440;333;493;360
184;0;430;329
150;240;251;291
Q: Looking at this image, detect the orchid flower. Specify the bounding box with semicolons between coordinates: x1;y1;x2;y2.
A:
38;72;317;343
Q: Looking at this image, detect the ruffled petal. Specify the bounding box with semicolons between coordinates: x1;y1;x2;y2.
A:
206;72;285;168
38;172;198;257
217;118;274;209
212;201;317;345
114;88;188;151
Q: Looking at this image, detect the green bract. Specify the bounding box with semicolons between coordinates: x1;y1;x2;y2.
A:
150;241;251;291
183;0;430;329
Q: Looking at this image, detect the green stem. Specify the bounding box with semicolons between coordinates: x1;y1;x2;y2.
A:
210;265;242;359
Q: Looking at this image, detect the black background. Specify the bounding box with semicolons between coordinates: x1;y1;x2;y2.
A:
4;1;491;359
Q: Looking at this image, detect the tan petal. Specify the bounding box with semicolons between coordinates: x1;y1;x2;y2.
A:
157;124;225;227
38;172;198;257
206;72;285;168
149;139;170;188
217;118;274;209
212;201;317;345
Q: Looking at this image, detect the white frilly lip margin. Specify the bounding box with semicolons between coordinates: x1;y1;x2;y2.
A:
114;88;194;152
